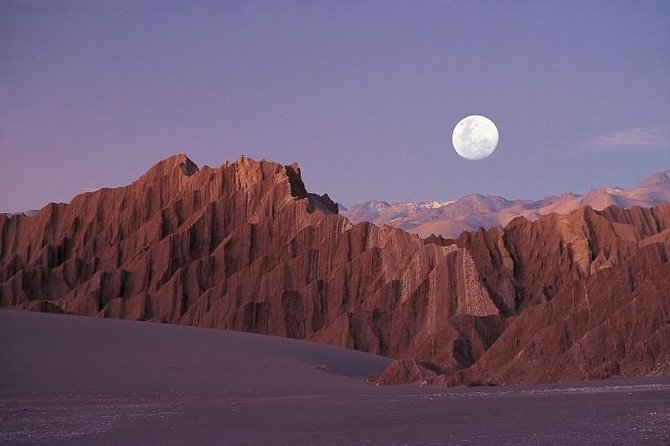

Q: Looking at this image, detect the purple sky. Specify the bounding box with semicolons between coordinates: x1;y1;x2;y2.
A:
1;0;669;211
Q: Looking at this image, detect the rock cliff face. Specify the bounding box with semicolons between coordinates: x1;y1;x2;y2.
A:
0;155;499;370
455;240;670;385
2;155;668;386
427;205;670;315
372;204;670;385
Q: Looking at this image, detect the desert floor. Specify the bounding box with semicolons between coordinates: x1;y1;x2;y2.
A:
1;310;669;445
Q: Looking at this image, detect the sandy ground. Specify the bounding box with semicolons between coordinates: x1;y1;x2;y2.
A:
1;310;669;445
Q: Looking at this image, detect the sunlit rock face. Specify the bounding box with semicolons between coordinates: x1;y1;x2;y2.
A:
0;154;501;370
2;155;669;386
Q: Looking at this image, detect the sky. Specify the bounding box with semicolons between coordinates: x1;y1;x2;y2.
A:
1;0;669;211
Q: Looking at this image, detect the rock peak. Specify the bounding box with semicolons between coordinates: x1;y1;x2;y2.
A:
638;170;670;188
284;162;307;198
140;154;199;182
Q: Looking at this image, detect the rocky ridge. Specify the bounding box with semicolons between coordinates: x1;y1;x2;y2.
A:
1;155;668;386
373;204;670;385
0;155;498;370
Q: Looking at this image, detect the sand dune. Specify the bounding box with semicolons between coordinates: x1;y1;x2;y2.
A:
0;310;390;398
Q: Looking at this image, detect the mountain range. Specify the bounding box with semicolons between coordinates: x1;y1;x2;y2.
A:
343;171;670;238
1;155;669;386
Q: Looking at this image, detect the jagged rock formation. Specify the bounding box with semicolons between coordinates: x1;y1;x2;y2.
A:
433;205;670;314
1;155;668;386
453;241;670;385
0;155;499;370
372;204;670;385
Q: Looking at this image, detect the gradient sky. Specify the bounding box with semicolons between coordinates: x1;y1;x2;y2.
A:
2;0;669;212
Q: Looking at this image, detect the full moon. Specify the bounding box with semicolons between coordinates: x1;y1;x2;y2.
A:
452;115;499;160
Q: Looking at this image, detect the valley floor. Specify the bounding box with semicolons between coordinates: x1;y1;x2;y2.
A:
1;310;668;445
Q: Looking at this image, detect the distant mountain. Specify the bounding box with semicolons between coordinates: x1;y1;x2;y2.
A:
343;170;670;238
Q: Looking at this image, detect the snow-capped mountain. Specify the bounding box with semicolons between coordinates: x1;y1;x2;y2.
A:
343;170;670;238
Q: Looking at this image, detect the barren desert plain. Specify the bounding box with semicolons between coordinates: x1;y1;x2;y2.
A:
2;310;669;445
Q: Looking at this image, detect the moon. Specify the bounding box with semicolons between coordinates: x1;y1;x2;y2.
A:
452;115;499;160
